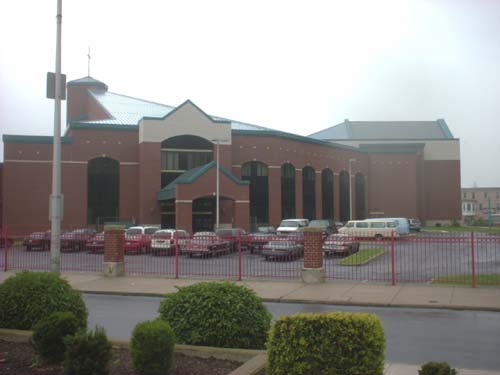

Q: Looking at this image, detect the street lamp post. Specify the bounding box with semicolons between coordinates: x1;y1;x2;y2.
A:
50;0;63;274
348;158;356;220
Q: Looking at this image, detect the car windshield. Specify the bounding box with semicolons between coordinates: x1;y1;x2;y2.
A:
126;228;142;235
194;232;216;238
279;221;299;228
153;231;172;238
267;241;293;247
309;220;329;227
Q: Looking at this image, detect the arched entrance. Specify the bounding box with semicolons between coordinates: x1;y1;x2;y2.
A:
339;170;350;223
322;169;334;220
355;173;366;220
87;157;119;225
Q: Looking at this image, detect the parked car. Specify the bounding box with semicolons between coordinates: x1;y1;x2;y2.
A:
216;228;248;252
0;236;14;248
322;233;360;256
365;218;410;235
309;219;335;236
85;232;105;253
276;219;309;234
182;232;230;257
151;229;190;256
409;218;422;232
339;219;398;239
60;228;97;252
262;240;304;261
256;226;276;234
124;226;159;254
24;230;51;251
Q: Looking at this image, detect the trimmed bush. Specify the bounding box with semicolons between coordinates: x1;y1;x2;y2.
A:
0;271;87;330
63;326;112;375
419;361;458;375
158;282;272;349
267;312;386;375
131;319;176;375
32;311;83;363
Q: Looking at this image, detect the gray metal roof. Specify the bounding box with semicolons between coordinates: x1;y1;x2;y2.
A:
309;119;454;140
80;89;274;132
67;76;108;89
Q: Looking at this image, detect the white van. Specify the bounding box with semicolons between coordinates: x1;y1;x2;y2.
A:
339;219;398;239
277;219;309;234
365;218;410;235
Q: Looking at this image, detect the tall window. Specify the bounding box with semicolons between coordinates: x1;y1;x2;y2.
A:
303;166;316;220
281;163;296;219
321;169;334;220
242;161;269;224
339;170;350;223
355;173;366;220
87;157;119;224
160;135;213;188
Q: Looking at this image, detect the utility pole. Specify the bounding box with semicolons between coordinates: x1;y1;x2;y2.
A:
50;0;63;273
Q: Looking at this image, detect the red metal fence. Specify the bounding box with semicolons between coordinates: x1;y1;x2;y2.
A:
1;228;499;286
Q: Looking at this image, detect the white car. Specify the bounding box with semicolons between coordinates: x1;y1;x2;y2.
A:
151;229;190;256
276;219;309;234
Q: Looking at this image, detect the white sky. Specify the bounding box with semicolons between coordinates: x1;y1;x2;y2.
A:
1;0;499;187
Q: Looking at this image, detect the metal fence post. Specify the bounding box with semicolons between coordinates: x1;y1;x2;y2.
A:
471;231;476;288
238;233;242;281
175;231;179;279
3;228;8;272
391;230;396;286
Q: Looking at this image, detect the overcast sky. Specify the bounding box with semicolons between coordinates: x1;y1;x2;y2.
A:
1;0;499;187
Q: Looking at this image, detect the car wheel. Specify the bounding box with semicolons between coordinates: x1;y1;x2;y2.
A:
375;234;383;241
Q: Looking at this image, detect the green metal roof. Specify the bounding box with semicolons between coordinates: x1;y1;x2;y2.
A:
157;161;249;201
2;134;73;144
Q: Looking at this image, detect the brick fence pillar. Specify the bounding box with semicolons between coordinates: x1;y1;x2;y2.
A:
302;227;325;283
103;225;125;277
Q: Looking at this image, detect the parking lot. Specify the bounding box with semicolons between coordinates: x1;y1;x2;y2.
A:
1;231;499;285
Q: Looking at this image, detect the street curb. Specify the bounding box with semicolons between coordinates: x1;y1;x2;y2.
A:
79;290;500;312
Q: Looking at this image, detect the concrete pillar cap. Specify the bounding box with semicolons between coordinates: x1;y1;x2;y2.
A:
304;227;323;233
104;224;125;231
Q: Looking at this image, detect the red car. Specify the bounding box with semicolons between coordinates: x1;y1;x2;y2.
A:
183;232;230;257
24;231;51;251
85;232;105;254
123;226;159;254
60;228;97;252
322;234;360;256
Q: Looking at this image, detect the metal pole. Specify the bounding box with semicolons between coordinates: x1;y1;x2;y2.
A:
471;231;476;288
216;141;220;232
50;0;63;274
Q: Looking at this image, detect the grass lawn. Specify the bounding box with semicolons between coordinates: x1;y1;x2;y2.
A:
432;274;500;286
422;226;500;234
338;248;385;266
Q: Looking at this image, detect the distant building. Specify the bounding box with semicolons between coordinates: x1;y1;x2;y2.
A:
461;187;500;225
1;77;462;233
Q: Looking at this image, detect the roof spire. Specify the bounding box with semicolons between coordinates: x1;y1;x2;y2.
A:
87;46;91;77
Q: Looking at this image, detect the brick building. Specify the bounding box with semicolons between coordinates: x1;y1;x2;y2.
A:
1;76;461;234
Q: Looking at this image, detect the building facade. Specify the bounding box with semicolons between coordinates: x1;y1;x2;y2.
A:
1;77;462;234
461;187;500;225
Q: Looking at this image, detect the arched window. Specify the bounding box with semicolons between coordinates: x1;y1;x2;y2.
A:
281;163;296;219
355;173;366;220
160;135;213;188
303;166;316;220
242;161;269;224
87;157;119;224
321;169;334;220
339;170;350;223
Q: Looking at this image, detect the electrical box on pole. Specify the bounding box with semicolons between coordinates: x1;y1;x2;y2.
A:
46;72;66;100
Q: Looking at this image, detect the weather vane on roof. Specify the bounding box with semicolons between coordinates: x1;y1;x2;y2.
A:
87;46;91;77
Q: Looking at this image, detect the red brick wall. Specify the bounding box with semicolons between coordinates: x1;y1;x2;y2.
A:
0;163;3;229
423;160;461;221
67;85;110;123
138;142;161;224
104;228;124;263
303;228;323;268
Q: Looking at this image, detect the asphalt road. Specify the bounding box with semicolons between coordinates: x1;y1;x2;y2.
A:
83;293;500;370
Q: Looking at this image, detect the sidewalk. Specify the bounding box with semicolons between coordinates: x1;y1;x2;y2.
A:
1;271;500;311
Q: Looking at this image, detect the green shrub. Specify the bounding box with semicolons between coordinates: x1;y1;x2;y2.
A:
131;319;176;375
32;311;83;363
419;361;458;375
158;282;271;349
267;312;385;375
0;271;87;330
63;326;112;375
